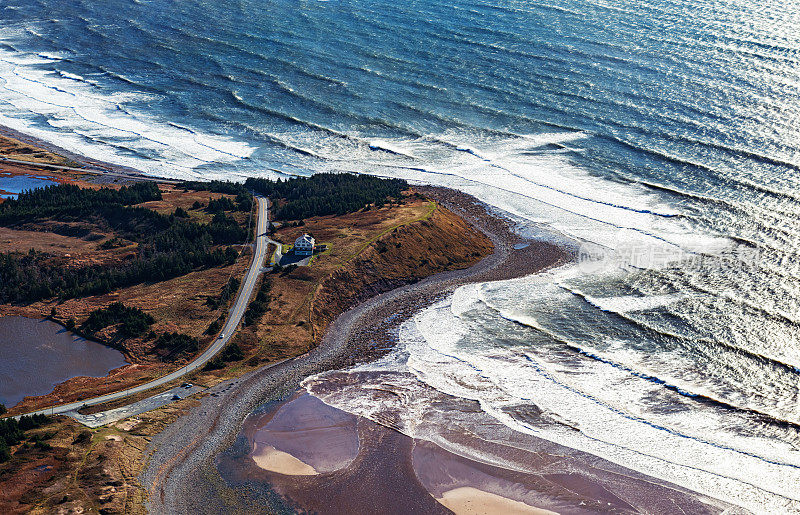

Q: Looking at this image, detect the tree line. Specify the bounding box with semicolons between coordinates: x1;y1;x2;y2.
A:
244;173;408;220
0;182;162;223
180;180;248;196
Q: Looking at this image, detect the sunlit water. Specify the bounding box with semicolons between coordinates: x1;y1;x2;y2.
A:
1;0;800;510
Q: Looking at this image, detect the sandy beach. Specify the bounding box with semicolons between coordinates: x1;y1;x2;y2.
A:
437;487;557;515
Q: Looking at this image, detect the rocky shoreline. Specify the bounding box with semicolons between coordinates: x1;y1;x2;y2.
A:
139;187;571;513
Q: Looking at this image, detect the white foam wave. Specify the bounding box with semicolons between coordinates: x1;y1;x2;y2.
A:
258;127;732;260
56;70;86;82
0;37;256;178
306;285;800;513
568;292;688;313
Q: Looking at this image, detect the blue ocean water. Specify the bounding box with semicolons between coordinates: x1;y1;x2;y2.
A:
2;0;800;510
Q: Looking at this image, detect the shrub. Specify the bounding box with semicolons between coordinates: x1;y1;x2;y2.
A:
0;439;9;462
82;302;155;338
243;279;271;326
73;430;92;445
206;277;240;310
203;341;243;370
207;196;235;213
220;341;243;362
205;319;222;335
0;414;49;462
155;332;199;357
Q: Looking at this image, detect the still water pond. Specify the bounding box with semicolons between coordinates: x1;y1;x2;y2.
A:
0;316;128;408
0;173;58;198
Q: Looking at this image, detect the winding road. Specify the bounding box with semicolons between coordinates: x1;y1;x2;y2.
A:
16;196;272;418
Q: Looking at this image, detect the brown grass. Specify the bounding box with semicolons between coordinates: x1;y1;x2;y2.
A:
0;133;72;167
202;195;492;371
0;227;122;264
0;397;201;514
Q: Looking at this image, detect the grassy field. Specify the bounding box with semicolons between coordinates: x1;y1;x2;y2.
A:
0;132;74;167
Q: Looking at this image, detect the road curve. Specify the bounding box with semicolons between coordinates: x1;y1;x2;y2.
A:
15;196;272;418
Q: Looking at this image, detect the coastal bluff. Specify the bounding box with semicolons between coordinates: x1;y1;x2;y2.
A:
311;203;493;346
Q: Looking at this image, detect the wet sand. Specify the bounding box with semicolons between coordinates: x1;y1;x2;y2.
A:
250;393;359;475
221;391;734;514
437;487;556;515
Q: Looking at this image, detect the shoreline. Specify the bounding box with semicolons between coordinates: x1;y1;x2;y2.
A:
140;187;573;512
0;122;176;184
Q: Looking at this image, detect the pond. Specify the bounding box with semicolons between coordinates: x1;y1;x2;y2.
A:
0;316;128;408
0;173;58;198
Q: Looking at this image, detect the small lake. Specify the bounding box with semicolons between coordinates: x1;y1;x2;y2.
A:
0;316;128;408
0;173;58;198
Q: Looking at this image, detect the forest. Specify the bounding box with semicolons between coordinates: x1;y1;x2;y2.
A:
244;173;407;220
0;183;249;304
0;182;162;223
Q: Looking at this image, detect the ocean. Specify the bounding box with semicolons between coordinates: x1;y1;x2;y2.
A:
1;0;799;510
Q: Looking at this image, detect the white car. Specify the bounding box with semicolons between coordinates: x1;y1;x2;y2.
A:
219;333;225;339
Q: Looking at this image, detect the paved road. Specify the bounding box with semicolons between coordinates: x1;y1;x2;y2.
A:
15;196;272;419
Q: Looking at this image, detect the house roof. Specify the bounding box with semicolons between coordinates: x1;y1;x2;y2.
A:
295;233;315;246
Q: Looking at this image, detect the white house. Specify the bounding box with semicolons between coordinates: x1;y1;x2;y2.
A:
294;233;315;256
